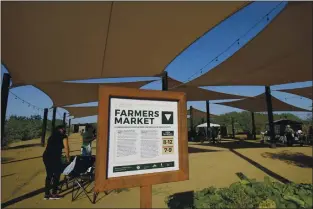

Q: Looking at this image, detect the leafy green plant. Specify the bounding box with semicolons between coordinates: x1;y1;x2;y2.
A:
166;177;313;209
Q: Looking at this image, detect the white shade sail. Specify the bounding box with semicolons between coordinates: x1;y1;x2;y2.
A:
2;1;248;86
215;93;310;112
277;86;313;100
64;106;98;118
35;80;153;107
168;78;246;101
188;2;312;86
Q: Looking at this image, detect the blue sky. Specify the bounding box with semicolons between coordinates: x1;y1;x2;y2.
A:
2;1;312;124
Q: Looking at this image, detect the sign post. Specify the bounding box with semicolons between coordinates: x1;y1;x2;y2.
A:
95;86;188;208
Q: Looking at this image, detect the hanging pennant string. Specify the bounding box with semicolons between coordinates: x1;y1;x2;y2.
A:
9;90;44;112
168;1;285;90
283;96;305;100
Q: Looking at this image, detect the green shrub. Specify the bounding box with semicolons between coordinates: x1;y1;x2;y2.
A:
166;177;313;209
3;115;64;146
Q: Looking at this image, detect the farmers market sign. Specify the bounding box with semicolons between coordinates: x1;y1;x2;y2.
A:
94;86;189;192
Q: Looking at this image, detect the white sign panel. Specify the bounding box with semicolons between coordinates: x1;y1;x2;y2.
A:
107;97;179;178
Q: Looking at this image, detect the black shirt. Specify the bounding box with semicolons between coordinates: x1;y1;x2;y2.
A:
43;131;67;159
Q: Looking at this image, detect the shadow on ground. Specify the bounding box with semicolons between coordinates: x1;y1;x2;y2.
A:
1;177;119;208
166;191;194;209
1;149;92;165
5;143;43;150
1;157;15;163
198;139;285;150
230;149;291;184
188;147;222;154
262;151;313;168
1;173;15;178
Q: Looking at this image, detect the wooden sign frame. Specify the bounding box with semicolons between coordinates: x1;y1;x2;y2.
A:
94;86;189;194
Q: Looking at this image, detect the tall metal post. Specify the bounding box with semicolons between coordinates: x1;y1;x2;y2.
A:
1;73;11;146
206;100;211;140
265;86;275;148
251;112;256;140
41;108;48;146
190;106;194;137
68;119;71;136
311;101;313;126
63;112;66;126
51;107;57;131
162;71;168;91
231;117;235;139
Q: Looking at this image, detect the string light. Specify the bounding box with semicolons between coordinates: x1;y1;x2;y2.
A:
9;91;44;112
168;1;284;90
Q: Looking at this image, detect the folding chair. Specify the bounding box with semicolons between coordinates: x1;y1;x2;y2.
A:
61;155;96;203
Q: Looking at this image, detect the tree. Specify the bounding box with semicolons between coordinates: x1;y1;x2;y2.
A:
3;114;64;147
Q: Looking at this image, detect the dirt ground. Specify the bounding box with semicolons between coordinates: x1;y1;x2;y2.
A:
1;134;312;208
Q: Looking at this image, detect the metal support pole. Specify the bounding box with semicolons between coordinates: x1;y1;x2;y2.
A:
311;101;313;126
206;100;211;140
63;112;66;126
1;73;11;146
231;117;235;139
51;107;57;131
41;108;48;146
190;106;194;137
68;119;71;136
251;112;256;140
265;86;275;148
162;71;168;91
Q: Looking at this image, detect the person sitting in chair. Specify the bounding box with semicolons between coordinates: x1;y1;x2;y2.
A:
43;125;70;200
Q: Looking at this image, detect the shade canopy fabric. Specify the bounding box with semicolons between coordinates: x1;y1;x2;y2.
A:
188;2;312;86
215;93;310;112
277;86;313;100
35;80;152;107
2;1;248;86
168;78;246;101
187;107;216;118
67;102;217;119
64;106;98;118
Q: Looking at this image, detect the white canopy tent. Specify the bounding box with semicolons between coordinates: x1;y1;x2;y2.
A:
197;123;221;128
196;122;221;138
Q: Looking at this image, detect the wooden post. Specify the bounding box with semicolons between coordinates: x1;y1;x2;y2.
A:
1;73;11;146
68;119;71;136
231;117;235;139
134;71;168;208
265;86;276;148
41;108;48;147
51;107;57;131
140;185;152;208
190;106;194;137
162;71;168;91
206;100;211;139
251;112;256;140
63;112;66;126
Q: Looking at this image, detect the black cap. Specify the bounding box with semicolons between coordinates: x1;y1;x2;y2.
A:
55;125;65;131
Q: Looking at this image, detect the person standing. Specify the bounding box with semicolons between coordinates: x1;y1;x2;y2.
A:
284;125;294;146
81;124;96;156
43;125;70;200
